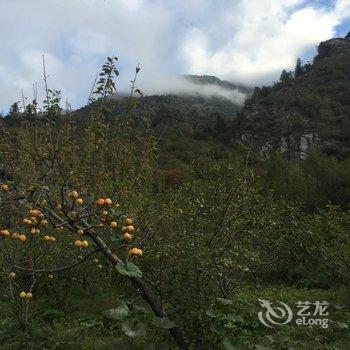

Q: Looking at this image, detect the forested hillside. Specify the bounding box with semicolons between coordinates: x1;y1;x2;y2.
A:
236;32;350;159
0;35;349;350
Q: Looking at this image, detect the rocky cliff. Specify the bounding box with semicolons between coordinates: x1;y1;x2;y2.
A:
235;32;350;159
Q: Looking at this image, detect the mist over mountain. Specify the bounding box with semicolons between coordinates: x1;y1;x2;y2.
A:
3;32;350;164
138;74;252;106
105;74;252;118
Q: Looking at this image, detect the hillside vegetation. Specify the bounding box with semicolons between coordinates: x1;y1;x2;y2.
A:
0;42;349;350
236;32;350;160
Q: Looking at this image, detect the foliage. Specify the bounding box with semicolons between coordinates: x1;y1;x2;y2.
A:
236;33;350;160
0;53;349;350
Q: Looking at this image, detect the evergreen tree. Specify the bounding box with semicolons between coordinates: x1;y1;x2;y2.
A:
213;114;227;134
6;102;20;118
294;57;304;77
260;86;269;97
304;63;312;72
280;69;293;84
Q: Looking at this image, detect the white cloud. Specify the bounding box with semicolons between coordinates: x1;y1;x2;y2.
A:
180;0;350;84
140;74;247;105
0;0;174;110
0;0;349;111
334;0;350;19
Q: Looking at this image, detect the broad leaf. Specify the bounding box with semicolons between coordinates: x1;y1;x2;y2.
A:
122;320;146;337
133;304;151;314
152;316;175;329
209;322;226;335
116;261;143;278
223;338;236;350
206;309;223;318
217;298;234;305
103;303;129;320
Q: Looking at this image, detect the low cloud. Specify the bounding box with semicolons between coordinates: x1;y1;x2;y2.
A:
140;74;248;105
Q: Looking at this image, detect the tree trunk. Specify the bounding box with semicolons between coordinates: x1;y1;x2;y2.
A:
88;233;189;349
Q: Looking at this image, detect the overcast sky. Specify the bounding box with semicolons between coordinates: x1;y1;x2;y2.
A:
0;0;349;112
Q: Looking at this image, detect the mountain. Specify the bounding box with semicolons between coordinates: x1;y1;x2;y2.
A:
4;28;350;169
139;93;241;119
235;32;350;160
139;75;252;118
61;75;252;168
183;74;252;95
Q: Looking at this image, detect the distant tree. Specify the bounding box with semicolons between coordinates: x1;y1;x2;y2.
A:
213;114;227;134
294;57;304;77
6;102;20;118
253;87;261;97
345;31;350;41
280;69;294;84
260;86;270;97
304;62;312;73
24;104;36;119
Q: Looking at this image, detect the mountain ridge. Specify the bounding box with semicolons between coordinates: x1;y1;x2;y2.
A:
235;32;350;159
182;74;252;95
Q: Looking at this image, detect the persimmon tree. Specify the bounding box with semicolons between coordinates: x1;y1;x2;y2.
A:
0;59;188;349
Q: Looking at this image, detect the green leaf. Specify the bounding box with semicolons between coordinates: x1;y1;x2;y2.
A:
133;304;151;314
222;337;236;350
122;320;146;337
225;314;243;323
255;346;270;350
109;208;117;216
152;316;175;329
209;322;225;335
110;234;124;243
206;309;223;318
116;261;143;278
103;303;129;320
217;298;234;305
337;322;349;329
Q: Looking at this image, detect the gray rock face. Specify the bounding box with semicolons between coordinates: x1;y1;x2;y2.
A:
260;142;274;158
299;133;319;159
280;137;288;153
316;37;350;59
236;32;350;160
256;133;320;159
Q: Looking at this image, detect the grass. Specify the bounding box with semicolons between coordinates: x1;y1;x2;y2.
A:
0;283;348;349
229;283;350;349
